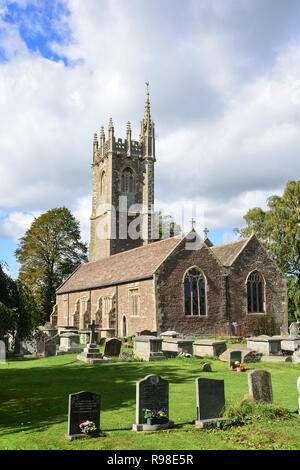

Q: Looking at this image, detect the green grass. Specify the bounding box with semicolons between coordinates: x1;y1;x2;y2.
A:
0;353;300;450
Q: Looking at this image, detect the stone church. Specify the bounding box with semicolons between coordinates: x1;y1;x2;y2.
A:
53;91;288;337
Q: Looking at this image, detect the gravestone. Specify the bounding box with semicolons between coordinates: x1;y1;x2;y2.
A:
248;370;273;403
132;374;174;431
58;332;81;354
66;391;101;440
0;340;5;363
202;362;212;372
289;322;299;338
195;378;226;428
77;321;113;364
228;350;242;369
297;377;300;415
20;339;36;355
292;351;300;364
119;351;133;361
133;336;165;361
35;332;56;357
104;338;122;357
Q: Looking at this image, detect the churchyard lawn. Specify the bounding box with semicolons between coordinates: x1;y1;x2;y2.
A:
0;353;300;450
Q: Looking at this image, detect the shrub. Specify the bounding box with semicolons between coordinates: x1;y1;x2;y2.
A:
224;399;291;428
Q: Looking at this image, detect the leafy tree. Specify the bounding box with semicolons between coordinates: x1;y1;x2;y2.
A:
234;180;300;322
154;211;181;240
15;207;88;318
0;263;41;348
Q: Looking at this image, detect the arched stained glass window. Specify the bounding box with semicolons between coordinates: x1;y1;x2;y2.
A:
121;167;135;193
247;271;264;313
184;267;206;316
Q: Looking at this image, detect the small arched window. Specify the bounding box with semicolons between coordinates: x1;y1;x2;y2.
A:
121;167;135;193
184;267;206;316
247;271;264;313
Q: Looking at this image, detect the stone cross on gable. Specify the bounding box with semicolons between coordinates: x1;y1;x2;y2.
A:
190;218;196;230
203;227;209;239
88;320;99;344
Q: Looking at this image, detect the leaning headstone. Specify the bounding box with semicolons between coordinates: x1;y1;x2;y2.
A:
248;370;273;403
104;338;122;357
228;350;242;369
0;340;6;363
297;377;300;415
202;363;212;372
195;378;226;428
132;374;174;431
66;391;102;440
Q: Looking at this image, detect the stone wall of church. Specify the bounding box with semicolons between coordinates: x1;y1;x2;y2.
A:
56;277;155;337
155;238;227;336
228;236;288;335
117;279;155;336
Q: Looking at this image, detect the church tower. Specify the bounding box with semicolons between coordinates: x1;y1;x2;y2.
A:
89;88;156;262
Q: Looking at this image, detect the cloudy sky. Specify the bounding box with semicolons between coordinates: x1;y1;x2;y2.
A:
0;0;300;277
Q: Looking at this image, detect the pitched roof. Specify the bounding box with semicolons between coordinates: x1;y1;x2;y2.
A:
56;235;185;294
211;237;250;266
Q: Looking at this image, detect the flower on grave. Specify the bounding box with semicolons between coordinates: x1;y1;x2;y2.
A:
144;408;168;420
79;420;97;435
234;361;240;366
179;351;192;358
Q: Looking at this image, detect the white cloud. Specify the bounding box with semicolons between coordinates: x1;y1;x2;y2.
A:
0;211;39;240
0;0;299;247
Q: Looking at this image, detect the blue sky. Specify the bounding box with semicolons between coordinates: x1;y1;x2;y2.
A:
0;0;300;278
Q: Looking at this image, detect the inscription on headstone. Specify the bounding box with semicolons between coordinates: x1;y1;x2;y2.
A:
66;391;101;439
248;370;273;403
136;374;169;425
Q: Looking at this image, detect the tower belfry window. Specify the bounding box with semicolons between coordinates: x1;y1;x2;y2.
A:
121;167;135;193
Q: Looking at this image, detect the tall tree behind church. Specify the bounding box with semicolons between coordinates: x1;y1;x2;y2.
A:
15;207;88;319
234;180;300;322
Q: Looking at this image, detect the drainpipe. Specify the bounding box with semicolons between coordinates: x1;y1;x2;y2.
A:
224;270;231;335
116;285;119;337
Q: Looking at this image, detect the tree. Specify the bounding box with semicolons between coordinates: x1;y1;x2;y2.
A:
15;207;88;318
234;180;300;322
154;211;182;240
0;263;41;347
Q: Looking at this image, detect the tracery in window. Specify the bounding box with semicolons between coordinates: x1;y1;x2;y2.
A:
184;267;206;316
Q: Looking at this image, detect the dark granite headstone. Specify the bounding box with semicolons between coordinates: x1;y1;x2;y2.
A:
228;350;242;369
66;391;101;440
136;374;169;425
104;338;122;357
132;374;174;431
196;378;225;422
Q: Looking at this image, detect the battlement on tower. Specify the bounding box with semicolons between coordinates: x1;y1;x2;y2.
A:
93;132;143;162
